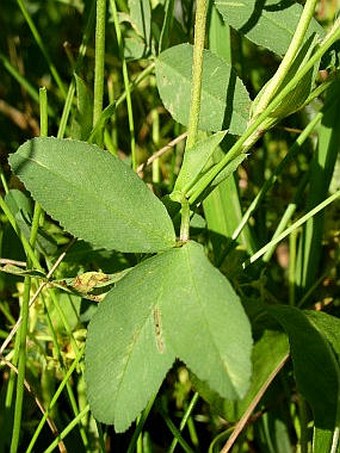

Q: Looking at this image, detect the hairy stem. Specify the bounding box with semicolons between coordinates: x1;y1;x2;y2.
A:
93;0;107;126
186;0;208;149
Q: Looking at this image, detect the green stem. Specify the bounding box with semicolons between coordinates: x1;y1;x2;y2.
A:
244;190;340;267
10;276;31;453
254;0;319;115
0;196;40;268
188;17;340;204
57;2;96;139
186;0;208;150
0;52;39;105
179;199;191;242
44;406;91;453
39;87;48;136
88;61;155;142
26;346;85;453
109;0;136;169
178;0;208;241
126;394;157;453
289;228;298;306
16;0;66;97
231;110;322;242
169;392;200;453
10;88;48;453
93;0;107;126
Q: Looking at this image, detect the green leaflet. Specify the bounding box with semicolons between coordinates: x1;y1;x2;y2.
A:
155;43;251;134
9;137;176;253
214;0;324;57
85;241;253;432
192;329;289;423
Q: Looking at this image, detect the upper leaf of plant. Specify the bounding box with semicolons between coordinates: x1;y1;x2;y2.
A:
214;0;324;57
9;137;176;253
155;43;251;134
85;241;253;432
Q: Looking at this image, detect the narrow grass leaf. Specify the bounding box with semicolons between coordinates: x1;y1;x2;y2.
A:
155;43;251;134
9;137;176;253
86;241;253;431
214;0;324;57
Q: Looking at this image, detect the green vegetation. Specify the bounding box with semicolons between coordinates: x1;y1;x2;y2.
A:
0;0;339;451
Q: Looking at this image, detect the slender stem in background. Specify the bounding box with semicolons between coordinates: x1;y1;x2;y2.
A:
186;0;208;150
89;62;155;142
289;228;298;305
109;0;136;169
159;0;175;53
220;354;289;452
137;132;187;174
126;394;157;453
93;0;107;127
57;2;96;138
10;278;33;453
39;87;48;136
44;406;91;453
169;392;200;453
254;0;319;114
262;171;309;263
231;110;322;242
26;346;85;453
16;0;66;97
244;190;340;267
0;165;9;193
0;52;41;107
10;87;48;453
0;197;40;268
151;108;160;183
